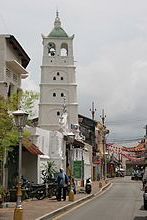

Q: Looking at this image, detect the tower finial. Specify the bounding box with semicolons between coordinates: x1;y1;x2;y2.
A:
56;9;59;18
54;9;61;28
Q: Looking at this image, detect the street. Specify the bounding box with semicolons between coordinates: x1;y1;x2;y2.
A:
53;176;147;220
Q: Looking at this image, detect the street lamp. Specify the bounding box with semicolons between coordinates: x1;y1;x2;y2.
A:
105;151;109;179
67;132;75;176
12;109;28;220
102;128;109;180
67;132;75;202
81;147;84;187
102;138;106;180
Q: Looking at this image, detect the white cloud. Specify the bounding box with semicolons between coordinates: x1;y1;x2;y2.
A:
1;0;147;142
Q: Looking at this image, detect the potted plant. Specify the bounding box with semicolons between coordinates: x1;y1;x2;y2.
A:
41;160;57;183
41;160;58;198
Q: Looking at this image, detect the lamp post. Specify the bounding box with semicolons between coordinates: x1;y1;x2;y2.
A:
12;110;28;220
105;151;109;179
81;148;84;187
102;132;110;180
67;132;75;201
144;125;147;167
102;136;106;180
67;132;75;171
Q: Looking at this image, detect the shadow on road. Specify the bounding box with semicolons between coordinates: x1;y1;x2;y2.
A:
134;217;147;220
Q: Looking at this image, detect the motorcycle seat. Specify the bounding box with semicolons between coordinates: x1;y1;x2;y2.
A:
32;184;46;188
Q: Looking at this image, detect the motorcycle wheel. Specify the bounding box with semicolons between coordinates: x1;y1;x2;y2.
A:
87;190;91;194
48;188;53;198
36;190;46;200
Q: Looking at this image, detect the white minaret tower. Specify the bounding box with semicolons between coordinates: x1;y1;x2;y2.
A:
39;12;78;131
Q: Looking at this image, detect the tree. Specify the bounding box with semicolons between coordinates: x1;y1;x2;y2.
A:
0;91;39;189
0;90;39;158
9;90;39;119
0;96;17;159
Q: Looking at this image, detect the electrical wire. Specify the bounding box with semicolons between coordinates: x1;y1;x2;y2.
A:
107;137;144;143
106;118;147;126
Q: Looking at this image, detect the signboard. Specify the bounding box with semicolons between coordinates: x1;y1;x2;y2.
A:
73;161;82;179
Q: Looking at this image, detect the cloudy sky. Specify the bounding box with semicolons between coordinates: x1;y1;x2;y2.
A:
1;0;147;144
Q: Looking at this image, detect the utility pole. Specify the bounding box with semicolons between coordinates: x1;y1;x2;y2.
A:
145;125;147;167
90;101;96;120
118;148;121;171
100;109;106;125
145;125;147;137
100;109;106;180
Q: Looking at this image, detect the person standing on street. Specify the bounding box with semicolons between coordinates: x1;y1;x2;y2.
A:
56;168;69;201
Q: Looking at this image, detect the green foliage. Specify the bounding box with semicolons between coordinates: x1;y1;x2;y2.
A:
0;185;5;197
0;96;17;158
19;90;39;118
0;90;39;158
8;90;39;118
41;160;57;183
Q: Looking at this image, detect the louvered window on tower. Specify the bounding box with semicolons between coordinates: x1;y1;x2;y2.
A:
53;76;56;80
57;111;60;116
48;42;56;56
53;93;56;97
60;43;68;56
61;93;64;97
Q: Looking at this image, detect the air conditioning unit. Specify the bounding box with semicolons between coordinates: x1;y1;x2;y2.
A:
71;124;79;130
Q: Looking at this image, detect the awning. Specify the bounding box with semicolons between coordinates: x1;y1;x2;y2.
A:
6;60;29;78
22;139;44;155
73;139;85;148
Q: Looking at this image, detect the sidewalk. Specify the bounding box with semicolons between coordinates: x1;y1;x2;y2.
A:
0;180;111;220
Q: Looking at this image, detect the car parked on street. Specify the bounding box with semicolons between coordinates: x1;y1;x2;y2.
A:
131;170;143;181
143;184;147;209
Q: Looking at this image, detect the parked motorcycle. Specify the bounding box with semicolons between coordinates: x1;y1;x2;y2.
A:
48;180;58;198
22;178;46;200
143;184;147;209
85;178;92;194
22;177;60;200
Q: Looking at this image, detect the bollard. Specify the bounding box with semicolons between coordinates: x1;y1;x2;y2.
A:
105;179;108;184
99;181;103;188
13;207;23;220
68;189;74;202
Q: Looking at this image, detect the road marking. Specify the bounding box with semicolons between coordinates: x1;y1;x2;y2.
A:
52;183;112;220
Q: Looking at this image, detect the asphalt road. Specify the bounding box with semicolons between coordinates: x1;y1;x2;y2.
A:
53;176;147;220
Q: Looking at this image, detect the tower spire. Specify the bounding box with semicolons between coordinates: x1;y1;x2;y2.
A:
56;9;59;18
54;9;61;28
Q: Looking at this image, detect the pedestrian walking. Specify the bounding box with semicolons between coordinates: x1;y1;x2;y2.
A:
56;168;69;201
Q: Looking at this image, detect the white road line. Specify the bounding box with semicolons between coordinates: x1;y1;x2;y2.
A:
52;183;112;220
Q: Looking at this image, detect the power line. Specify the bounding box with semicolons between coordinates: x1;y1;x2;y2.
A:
107;137;144;143
106;118;147;126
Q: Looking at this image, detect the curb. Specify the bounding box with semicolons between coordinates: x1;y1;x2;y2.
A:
95;181;112;196
36;182;111;220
